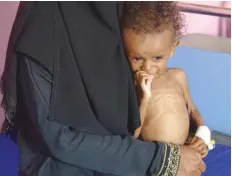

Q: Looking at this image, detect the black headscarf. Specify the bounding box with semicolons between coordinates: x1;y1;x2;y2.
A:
1;2;140;135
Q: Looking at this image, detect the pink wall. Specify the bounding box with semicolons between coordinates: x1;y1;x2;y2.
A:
0;1;231;128
182;1;231;37
0;2;19;128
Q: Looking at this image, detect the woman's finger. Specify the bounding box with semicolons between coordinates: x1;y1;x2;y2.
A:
196;143;205;152
201;150;209;158
189;138;204;149
201;146;209;158
190;170;202;176
198;158;206;172
190;136;198;144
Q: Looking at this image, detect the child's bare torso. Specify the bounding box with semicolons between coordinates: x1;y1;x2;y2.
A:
140;68;190;145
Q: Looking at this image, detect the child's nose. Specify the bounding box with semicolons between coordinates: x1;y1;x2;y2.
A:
141;60;152;72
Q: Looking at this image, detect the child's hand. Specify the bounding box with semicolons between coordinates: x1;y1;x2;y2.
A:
189;136;209;158
135;71;154;98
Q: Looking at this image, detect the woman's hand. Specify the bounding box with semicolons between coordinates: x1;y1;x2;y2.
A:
177;145;206;176
189;136;209;158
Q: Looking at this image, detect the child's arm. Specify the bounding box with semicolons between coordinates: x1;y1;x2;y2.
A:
133;71;153;138
176;69;211;157
175;69;203;127
190;109;204;126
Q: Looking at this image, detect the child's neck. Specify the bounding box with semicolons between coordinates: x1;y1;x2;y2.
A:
153;68;167;79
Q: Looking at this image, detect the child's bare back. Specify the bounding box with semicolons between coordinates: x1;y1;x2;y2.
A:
140;68;190;145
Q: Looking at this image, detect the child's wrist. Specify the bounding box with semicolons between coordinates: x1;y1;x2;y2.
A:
195;126;215;150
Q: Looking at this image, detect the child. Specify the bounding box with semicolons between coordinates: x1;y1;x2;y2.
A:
121;1;214;158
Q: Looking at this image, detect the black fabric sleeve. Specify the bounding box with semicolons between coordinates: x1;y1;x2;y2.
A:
18;56;180;176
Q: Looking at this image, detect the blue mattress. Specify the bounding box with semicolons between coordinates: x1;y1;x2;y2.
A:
203;144;231;176
0;133;231;176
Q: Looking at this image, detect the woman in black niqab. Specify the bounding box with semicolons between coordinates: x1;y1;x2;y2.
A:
0;2;175;176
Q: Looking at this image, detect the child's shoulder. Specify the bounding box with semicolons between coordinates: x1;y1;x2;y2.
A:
167;68;187;80
167;67;186;75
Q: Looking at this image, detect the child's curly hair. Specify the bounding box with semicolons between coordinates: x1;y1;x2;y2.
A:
121;1;185;37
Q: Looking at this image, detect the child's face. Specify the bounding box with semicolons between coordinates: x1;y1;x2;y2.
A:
123;29;179;76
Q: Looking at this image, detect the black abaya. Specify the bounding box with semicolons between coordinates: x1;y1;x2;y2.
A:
1;2;179;176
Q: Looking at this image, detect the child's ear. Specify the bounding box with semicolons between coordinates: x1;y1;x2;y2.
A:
169;40;180;58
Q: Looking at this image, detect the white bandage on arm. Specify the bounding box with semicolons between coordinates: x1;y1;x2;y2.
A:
195;126;215;150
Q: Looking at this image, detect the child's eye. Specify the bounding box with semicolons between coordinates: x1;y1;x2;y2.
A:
132;56;142;61
154;56;163;61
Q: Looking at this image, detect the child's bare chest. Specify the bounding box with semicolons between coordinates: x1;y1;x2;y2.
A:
151;73;182;95
147;73;187;115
